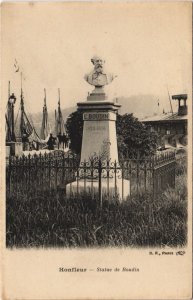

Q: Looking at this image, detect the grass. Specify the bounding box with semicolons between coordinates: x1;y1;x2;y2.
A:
175;150;187;175
6;152;188;248
6;172;187;248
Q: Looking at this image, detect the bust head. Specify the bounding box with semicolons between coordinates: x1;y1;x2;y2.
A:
91;56;105;74
84;56;116;87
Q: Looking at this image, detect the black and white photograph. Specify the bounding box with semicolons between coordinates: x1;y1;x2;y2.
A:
1;2;192;299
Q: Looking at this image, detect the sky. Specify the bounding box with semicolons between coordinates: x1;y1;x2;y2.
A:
2;2;192;115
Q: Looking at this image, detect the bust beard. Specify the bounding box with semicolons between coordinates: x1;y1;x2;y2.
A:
94;65;103;73
92;70;106;79
84;70;116;87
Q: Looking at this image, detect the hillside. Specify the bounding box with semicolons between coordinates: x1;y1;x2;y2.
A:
31;106;75;135
117;95;161;119
31;94;161;134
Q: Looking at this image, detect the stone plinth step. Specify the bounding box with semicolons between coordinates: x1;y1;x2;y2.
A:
66;178;130;202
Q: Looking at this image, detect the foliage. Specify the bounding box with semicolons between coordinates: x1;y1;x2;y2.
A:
66;111;158;158
6;172;187;248
116;114;158;158
66;110;83;154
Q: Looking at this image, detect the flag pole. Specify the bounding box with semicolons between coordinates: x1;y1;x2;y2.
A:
8;81;10;100
167;85;173;115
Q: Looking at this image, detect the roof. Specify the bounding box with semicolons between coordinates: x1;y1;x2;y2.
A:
142;112;187;123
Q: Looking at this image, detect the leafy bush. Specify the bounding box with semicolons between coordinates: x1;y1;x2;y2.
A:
116;113;158;158
65;111;83;155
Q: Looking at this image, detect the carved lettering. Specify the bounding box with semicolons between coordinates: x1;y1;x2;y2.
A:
84;113;109;121
86;126;106;131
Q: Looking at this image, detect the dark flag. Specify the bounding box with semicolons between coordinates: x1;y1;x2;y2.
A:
14;59;19;72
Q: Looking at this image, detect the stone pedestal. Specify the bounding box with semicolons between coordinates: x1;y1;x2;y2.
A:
66;89;130;201
15;142;23;156
66;178;130;201
80;109;119;162
6;142;23;156
6;146;10;158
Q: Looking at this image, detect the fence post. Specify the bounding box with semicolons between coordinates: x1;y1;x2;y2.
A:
152;156;156;199
114;160;117;198
98;159;102;208
122;161;124;200
83;160;86;194
173;160;176;189
107;159;110;201
15;156;19;198
28;154;31;196
48;154;51;193
129;160;132;196
136;152;140;196
7;156;11;196
144;160;147;191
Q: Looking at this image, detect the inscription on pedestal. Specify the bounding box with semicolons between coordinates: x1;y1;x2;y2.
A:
84;112;109;121
83;112;116;121
86;125;106;131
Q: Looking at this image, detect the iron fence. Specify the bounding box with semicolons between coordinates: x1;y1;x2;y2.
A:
6;150;176;201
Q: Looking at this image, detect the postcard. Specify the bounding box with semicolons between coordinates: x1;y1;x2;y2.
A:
1;2;192;299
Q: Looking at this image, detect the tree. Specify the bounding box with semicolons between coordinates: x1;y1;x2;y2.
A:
65;111;83;154
116;113;158;158
66;111;158;158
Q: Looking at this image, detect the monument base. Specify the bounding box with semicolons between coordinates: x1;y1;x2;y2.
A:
87;87;108;101
6;142;23;156
66;178;130;202
6;146;10;158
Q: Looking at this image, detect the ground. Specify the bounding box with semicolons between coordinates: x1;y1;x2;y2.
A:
6;155;187;248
